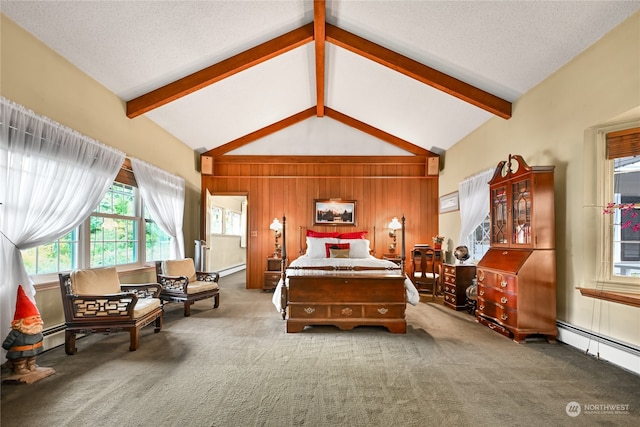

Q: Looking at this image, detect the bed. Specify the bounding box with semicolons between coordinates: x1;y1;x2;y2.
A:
271;217;419;333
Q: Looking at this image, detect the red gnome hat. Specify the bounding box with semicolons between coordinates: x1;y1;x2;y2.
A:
13;285;40;321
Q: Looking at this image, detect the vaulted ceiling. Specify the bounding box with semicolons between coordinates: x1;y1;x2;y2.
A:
3;1;639;157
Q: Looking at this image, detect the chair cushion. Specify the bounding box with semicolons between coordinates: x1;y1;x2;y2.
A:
186;280;219;295
133;298;162;318
71;267;121;295
162;259;197;283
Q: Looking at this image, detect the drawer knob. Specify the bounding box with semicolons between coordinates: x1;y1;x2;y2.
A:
304;307;315;314
500;280;508;288
377;308;388;315
479;304;485;310
341;307;353;317
478;272;485;281
479;290;484;296
501;313;508;320
500;296;508;304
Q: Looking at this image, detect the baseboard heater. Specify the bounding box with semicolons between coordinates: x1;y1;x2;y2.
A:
43;324;66;337
557;320;640;376
218;264;246;277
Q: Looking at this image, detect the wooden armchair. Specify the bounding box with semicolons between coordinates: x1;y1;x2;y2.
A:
410;247;441;301
58;267;163;355
155;258;220;317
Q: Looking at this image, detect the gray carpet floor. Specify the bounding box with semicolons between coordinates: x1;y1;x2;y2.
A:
1;271;639;427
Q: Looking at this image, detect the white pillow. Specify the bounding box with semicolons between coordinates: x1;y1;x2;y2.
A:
306;237;339;258
342;239;370;258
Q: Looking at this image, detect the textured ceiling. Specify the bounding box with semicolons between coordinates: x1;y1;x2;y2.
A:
2;1;639;155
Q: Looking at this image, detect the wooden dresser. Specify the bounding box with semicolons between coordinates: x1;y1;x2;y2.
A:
476;154;557;343
442;264;476;311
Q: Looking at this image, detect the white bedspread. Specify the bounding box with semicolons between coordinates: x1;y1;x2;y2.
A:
271;255;419;311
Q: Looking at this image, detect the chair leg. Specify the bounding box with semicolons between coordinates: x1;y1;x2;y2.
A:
183;301;192;317
213;293;220;309
154;313;163;333
65;330;77;355
129;327;140;351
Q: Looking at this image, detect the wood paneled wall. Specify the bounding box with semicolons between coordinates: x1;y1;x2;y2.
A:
202;155;439;289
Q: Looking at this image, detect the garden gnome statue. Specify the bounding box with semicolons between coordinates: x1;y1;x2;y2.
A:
2;285;54;383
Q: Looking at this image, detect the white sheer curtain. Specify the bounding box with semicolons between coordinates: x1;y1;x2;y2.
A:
0;97;125;355
131;158;185;259
457;168;495;247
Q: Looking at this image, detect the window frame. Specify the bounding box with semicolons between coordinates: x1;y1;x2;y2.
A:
595;122;640;289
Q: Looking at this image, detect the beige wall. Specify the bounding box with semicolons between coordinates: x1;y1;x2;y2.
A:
438;12;640;346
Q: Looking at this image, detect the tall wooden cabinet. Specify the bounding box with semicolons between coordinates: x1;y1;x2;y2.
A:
476;155;557;342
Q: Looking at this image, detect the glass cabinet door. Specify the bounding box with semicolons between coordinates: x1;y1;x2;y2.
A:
491;186;508;245
511;178;531;245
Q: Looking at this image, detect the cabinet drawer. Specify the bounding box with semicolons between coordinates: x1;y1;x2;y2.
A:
477;284;517;309
477;269;518;293
289;304;330;319
444;274;456;285
363;304;405;318
444;283;457;295
443;265;455;275
263;272;281;290
477;297;517;327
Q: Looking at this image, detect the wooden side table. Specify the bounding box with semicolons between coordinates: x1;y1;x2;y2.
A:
263;257;283;292
382;253;403;266
442;263;476;311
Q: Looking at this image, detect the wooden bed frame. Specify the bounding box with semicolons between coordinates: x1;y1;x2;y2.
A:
278;216;408;333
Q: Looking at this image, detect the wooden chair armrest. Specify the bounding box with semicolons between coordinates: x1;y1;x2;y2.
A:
157;274;189;293
196;271;220;282
120;283;162;298
66;292;138;319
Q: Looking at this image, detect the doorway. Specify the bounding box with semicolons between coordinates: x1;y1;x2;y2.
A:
205;191;248;279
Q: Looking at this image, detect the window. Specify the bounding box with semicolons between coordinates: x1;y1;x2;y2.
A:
21;230;78;275
225;210;241;235
209;206;223;234
468;215;491;261
145;206;172;262
23;182;169;276
605;127;640;280
90;183;138;267
610;156;640;277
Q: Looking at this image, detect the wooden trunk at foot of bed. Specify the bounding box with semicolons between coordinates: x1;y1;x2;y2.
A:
286;273;407;334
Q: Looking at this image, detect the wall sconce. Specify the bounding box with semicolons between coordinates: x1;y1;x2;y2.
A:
388;217;402;253
269;218;283;258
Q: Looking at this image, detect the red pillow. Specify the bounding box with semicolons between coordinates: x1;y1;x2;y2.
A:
307;230;340;238
325;242;350;257
338;231;368;239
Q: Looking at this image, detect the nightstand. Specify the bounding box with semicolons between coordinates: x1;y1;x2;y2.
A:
263;257;284;292
442;263;476;311
382;253;403;266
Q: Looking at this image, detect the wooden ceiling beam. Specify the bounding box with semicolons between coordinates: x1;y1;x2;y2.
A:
203;107;317;158
325;23;512;119
126;23;315;118
314;1;326;117
324;107;433;157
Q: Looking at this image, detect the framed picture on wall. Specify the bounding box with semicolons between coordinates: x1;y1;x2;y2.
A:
313;199;357;226
439;192;459;213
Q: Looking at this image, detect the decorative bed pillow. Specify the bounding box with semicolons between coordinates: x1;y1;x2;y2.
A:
306;237;340;258
329;248;350;258
325;242;350;257
306;230;340;238
343;239;370;258
338;231;368;239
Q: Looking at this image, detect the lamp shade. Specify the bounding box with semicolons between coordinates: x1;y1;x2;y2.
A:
388;217;402;230
269;218;282;231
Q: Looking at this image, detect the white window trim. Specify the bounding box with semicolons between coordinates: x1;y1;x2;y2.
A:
594;120;640;291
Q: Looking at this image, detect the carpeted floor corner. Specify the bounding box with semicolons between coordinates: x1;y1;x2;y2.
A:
2;271;639;427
